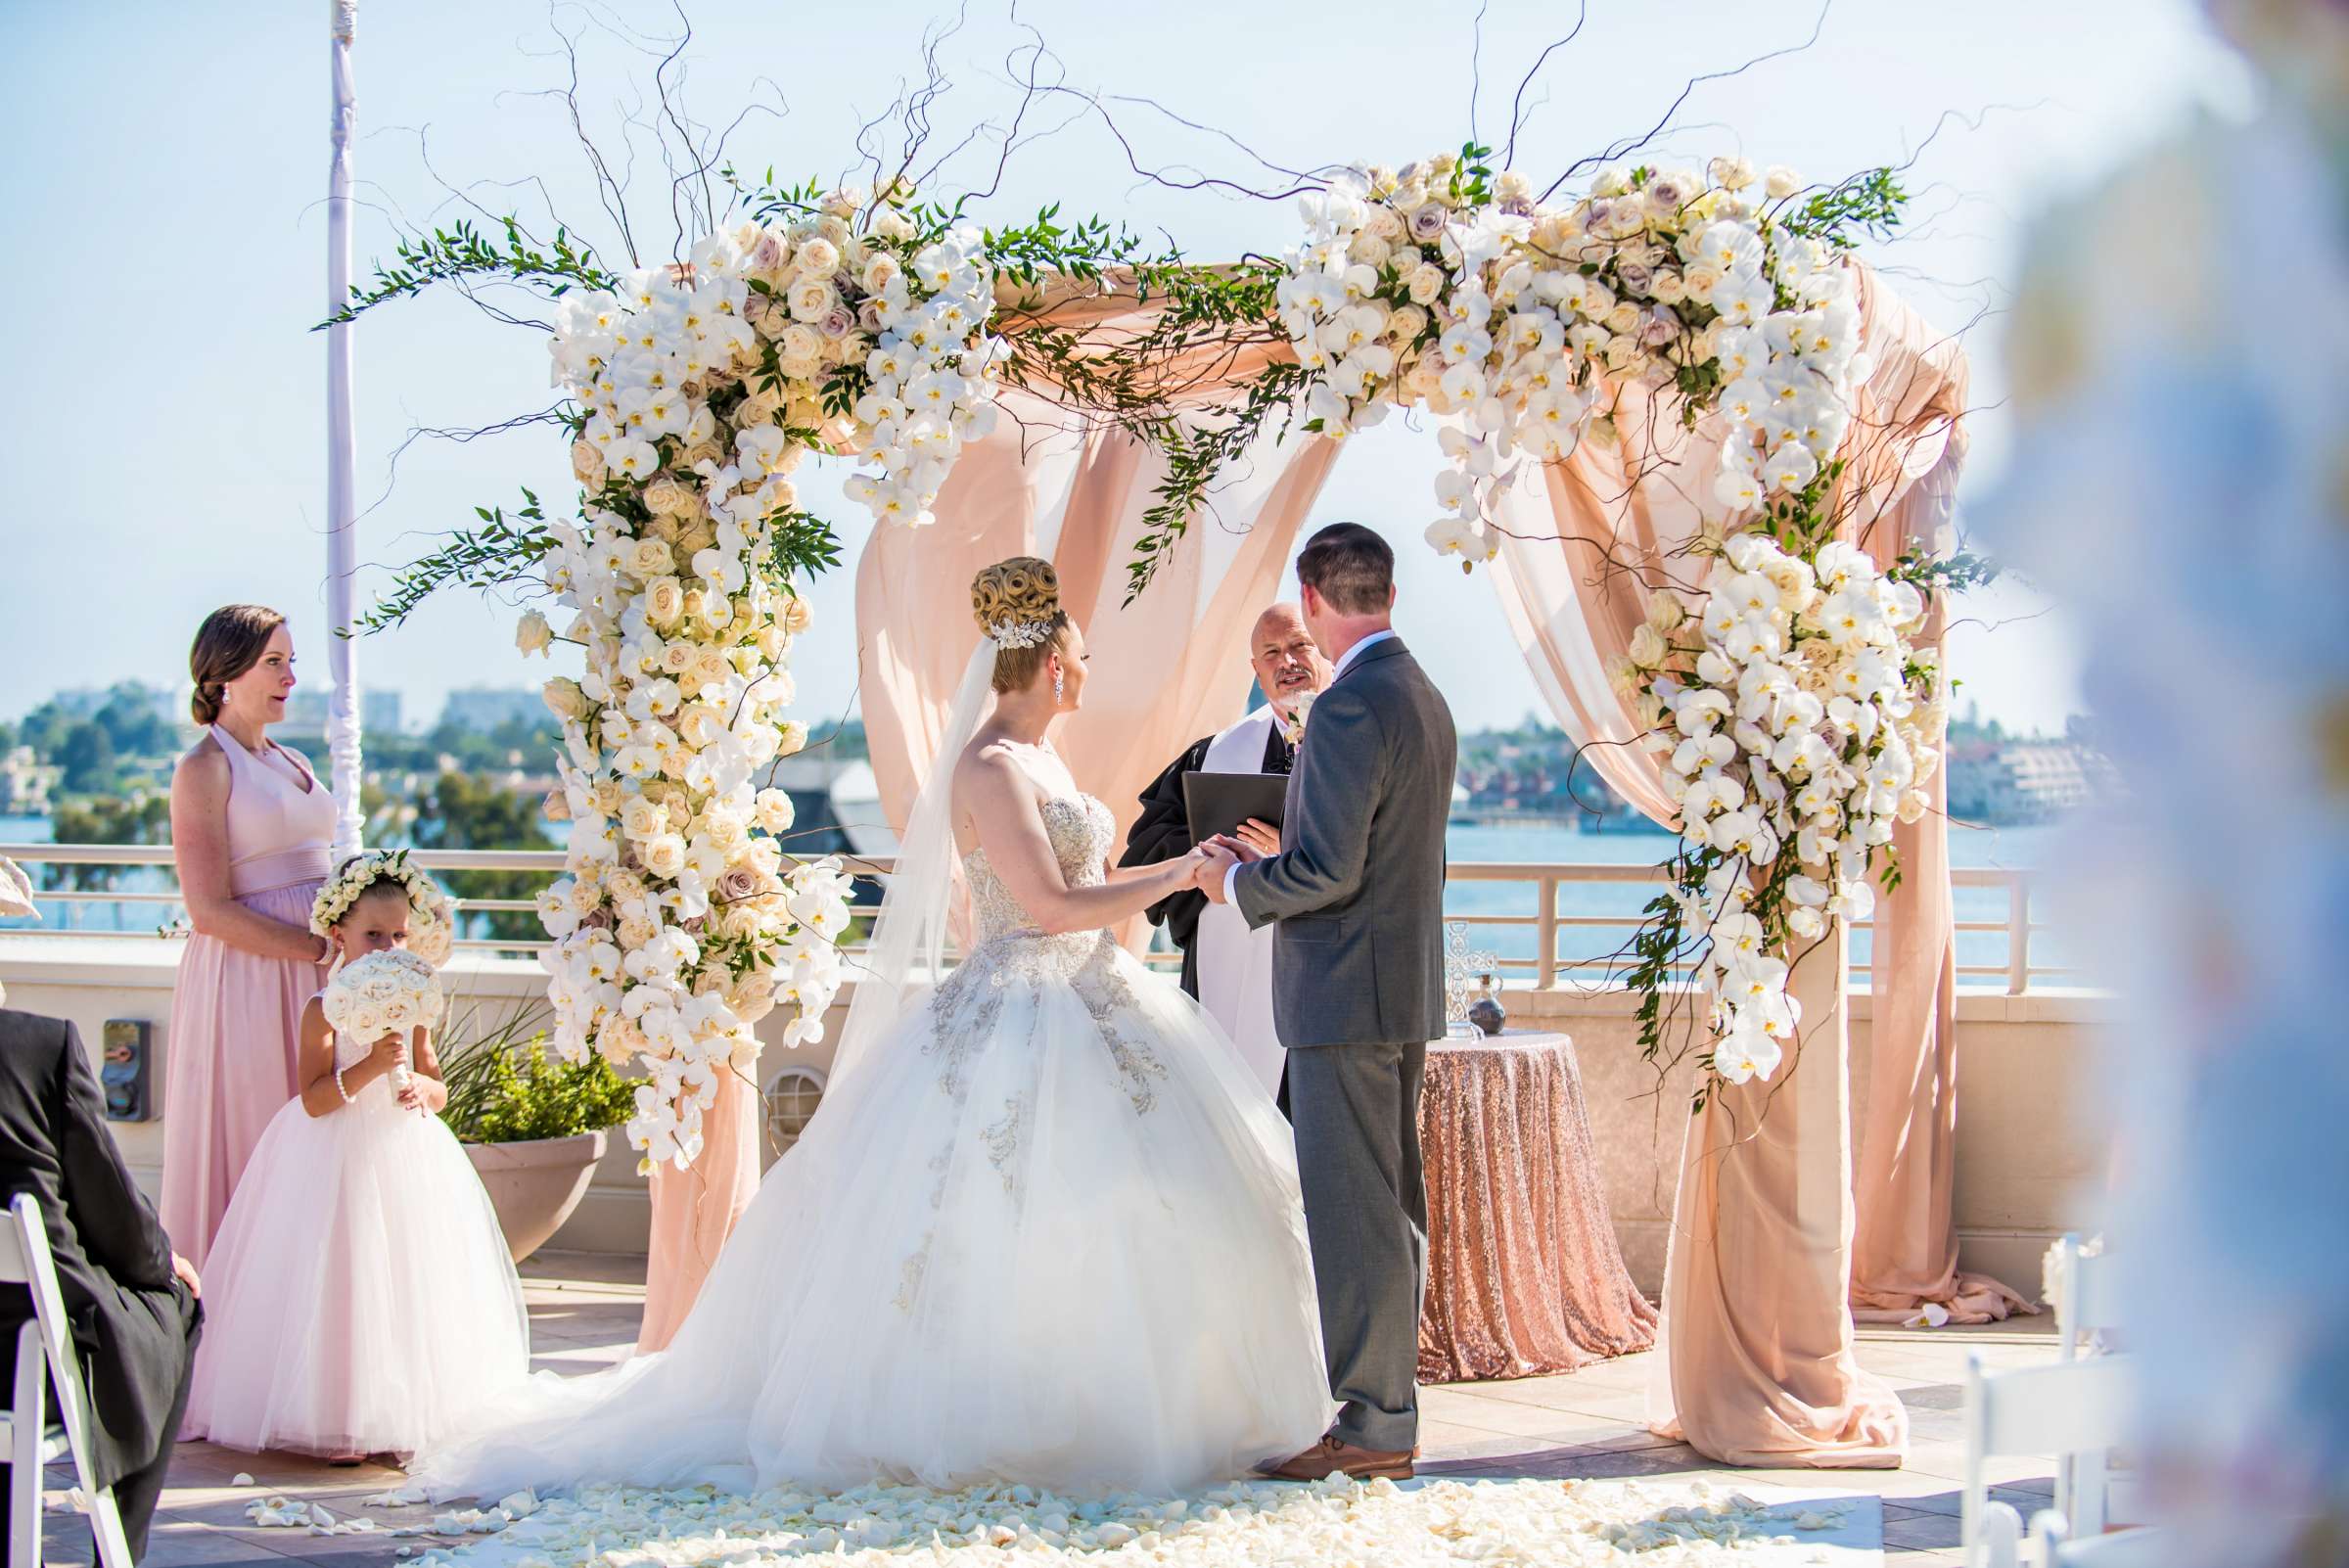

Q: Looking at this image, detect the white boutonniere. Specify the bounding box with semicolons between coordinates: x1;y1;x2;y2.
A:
1281;691;1314;747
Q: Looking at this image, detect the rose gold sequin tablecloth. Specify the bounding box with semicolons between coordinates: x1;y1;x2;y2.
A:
1418;1031;1658;1383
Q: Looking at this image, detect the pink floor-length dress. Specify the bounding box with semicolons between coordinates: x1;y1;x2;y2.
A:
161;724;337;1269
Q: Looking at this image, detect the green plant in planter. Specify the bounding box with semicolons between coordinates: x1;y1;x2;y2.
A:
438;997;633;1144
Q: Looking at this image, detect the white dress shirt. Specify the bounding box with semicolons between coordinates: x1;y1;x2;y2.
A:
1222;628;1397;906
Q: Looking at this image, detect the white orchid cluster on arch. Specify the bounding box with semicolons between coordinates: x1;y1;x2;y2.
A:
517;183;1009;1165
1277;151;1862;566
1275;150;1925;1086
1632;533;1940;1082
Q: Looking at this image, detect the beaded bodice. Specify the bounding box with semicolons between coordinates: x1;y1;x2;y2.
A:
960;794;1117;945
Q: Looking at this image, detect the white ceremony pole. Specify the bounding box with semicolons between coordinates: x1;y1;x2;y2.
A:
325;0;364;857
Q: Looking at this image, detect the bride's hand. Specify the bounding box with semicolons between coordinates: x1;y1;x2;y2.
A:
1192;841;1238;899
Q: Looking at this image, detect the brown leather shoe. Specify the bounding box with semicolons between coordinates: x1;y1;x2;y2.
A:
1256;1432;1416;1482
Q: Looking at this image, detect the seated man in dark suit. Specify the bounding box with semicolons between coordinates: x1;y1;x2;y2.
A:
0;861;202;1561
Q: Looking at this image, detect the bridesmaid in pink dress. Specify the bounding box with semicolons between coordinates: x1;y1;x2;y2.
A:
161;605;339;1269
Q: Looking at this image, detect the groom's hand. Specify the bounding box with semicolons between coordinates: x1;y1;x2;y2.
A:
1195;841;1239;900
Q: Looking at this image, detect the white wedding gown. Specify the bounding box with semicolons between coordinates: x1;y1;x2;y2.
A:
416;791;1332;1500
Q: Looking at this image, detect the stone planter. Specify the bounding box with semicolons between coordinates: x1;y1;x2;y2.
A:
464;1130;609;1264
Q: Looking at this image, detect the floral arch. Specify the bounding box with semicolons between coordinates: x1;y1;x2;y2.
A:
348;125;1983;1464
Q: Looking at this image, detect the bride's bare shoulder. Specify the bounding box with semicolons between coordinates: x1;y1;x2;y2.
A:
954;737;1029;800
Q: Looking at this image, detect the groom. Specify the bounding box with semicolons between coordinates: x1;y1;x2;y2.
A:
1198;522;1455;1481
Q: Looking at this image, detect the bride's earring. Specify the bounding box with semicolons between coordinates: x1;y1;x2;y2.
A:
1053;662;1066;704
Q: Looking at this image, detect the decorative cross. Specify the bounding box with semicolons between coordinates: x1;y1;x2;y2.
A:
1443;920;1498;1039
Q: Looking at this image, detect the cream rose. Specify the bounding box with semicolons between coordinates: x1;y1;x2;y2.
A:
571;439;605;484
644;575;686;627
774;719;809;758
787;279;838;323
1405;263;1446;305
621;795;667;841
754;788;796;834
1629;623;1669;668
642;473;696;516
542;675;588;720
726;972;779;1025
641;834;688;879
515;610;553;656
794;236;841;276
625;537;673;578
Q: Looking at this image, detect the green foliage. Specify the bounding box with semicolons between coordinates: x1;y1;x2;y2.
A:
1888;547;2001;595
438;1000;633;1144
43;795;169;893
769;513;844;580
347;490;556;637
411;771;556;943
327;219;617;327
17;684;182;796
1775;167;1908;251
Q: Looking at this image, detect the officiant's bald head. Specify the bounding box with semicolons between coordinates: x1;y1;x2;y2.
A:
1252;603;1332;718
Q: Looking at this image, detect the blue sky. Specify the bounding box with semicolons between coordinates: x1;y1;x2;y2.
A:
0;1;2254;736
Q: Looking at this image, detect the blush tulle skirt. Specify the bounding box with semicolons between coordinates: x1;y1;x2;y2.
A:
181;1082;530;1458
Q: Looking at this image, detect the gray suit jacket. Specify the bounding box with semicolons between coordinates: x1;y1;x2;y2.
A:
1233;636;1456;1048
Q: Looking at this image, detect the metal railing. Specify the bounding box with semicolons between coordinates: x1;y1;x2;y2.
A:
0;843;2063;993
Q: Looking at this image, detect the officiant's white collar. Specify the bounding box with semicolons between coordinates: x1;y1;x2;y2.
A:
1332;628;1397;680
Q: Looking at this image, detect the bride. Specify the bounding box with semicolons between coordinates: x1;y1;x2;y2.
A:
416;558;1332;1499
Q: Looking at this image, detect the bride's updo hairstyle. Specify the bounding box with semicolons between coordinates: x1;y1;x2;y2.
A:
971;557;1074;695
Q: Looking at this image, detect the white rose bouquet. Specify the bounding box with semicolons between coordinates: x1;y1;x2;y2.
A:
321;949;446;1098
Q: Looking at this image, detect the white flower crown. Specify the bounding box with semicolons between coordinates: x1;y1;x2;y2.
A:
310;849;456;961
987;618;1056;650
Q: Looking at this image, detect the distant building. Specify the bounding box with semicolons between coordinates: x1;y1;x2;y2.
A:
281;688;403;735
43;686;178;724
1947;738;2118;823
1996;742;2120;818
0;747;60;815
439;689;545;730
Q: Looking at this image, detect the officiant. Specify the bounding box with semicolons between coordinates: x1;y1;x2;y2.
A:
1120;603;1333;1109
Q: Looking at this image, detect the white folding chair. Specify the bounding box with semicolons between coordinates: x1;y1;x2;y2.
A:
1973;1500;2025;1568
0;1193;132;1568
2048;1234;2142;1535
1962;1349;2139;1568
2031;1510;2169;1567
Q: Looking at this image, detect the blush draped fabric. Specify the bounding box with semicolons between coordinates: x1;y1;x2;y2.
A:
1416;1034;1656;1384
1481;260;2000;1463
858;378;1338;952
638;1066;763;1355
1649;925;1909;1466
1837;271;2035;1326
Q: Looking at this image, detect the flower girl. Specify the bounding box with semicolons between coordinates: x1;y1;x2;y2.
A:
181;852;530;1463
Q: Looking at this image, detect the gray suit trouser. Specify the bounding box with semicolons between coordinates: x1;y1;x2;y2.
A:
1286;1039;1428;1453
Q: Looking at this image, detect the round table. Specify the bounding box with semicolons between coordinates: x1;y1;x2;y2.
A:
1417;1029;1659;1383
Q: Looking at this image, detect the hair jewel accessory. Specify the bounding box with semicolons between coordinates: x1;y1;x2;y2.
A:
988;618;1053;650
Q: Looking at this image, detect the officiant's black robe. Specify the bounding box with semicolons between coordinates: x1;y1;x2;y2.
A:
1119;723;1297;1113
0;1011;202;1561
